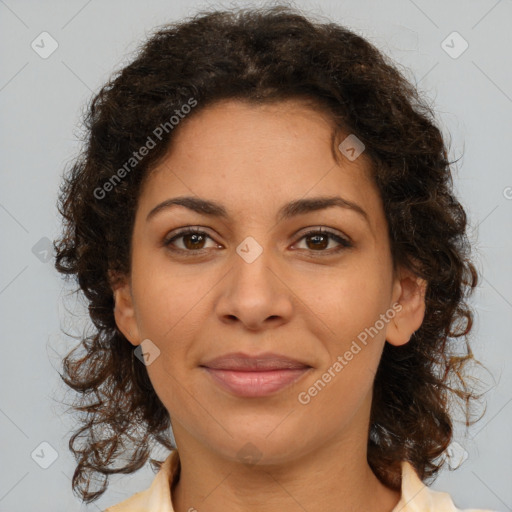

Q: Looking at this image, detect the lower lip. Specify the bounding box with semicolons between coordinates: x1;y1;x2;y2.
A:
202;367;311;397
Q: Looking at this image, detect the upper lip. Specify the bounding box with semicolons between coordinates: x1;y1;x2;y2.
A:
200;352;311;371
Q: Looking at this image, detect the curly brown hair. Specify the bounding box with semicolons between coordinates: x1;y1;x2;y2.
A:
53;4;482;504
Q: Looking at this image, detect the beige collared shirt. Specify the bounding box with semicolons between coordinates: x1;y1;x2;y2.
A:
104;450;494;512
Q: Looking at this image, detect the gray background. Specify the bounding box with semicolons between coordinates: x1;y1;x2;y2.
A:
1;0;511;510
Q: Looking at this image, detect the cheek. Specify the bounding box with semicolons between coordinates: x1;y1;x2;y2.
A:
130;276;200;403
294;353;380;439
304;261;392;340
131;253;206;341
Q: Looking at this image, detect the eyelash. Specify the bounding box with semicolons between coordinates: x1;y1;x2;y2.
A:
163;227;352;257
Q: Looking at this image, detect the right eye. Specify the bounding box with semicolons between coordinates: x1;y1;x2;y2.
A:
163;227;222;254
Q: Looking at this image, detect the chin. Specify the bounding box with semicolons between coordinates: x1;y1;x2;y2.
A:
208;428;311;467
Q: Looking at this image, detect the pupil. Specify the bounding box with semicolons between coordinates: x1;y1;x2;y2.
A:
309;234;327;250
186;234;203;249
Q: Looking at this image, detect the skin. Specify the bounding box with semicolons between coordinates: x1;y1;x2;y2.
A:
113;98;427;512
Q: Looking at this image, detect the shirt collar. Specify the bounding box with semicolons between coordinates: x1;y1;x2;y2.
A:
391;460;461;512
106;451;467;512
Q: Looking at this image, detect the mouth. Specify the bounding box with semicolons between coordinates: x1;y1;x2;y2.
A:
200;367;312;397
199;352;312;397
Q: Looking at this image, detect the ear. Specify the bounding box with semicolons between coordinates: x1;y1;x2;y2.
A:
110;271;142;347
386;266;427;346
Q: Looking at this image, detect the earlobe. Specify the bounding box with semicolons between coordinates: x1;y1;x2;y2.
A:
386;267;427;347
111;275;141;347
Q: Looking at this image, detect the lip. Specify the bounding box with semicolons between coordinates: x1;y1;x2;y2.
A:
202;367;312;397
200;351;311;371
199;352;312;397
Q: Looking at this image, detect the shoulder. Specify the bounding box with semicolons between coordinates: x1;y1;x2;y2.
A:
392;461;497;512
103;450;180;512
103;488;151;512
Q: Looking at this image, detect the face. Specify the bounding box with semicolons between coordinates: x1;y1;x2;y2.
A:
113;98;426;465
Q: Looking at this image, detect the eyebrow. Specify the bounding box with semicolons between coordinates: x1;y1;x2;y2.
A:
146;195;369;224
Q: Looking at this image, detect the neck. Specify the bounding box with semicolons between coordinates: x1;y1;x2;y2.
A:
171;419;400;512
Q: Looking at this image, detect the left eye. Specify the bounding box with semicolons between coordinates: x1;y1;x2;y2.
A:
163;227;352;254
293;228;352;252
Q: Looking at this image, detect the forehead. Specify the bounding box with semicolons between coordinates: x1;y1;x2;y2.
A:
138;99;382;230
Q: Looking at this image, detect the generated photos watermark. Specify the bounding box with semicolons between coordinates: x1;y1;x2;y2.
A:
93;97;198;200
297;302;402;405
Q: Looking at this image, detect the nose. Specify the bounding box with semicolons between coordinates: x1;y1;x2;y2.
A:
214;244;294;331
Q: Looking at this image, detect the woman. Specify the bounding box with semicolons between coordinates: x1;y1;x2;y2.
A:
53;5;492;511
